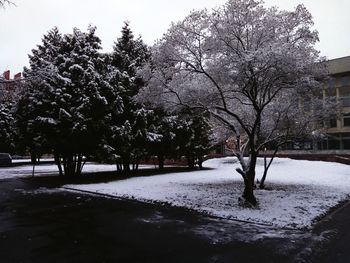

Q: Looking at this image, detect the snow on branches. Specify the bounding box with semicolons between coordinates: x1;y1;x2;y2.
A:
139;0;329;205
16;26;118;176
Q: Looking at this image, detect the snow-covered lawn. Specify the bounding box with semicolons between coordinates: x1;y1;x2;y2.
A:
11;158;54;163
64;157;350;229
0;163;155;180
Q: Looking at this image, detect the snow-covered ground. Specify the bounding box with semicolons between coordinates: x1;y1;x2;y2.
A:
64;157;350;229
11;158;54;163
0;163;155;180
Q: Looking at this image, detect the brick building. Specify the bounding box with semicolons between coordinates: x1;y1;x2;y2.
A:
0;70;22;102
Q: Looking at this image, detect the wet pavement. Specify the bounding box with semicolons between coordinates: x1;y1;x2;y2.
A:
311;201;350;263
0;177;348;263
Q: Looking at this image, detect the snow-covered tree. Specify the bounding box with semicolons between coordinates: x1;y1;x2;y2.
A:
185;112;212;169
0;101;15;153
16;26;118;176
173;110;212;169
139;105;212;170
145;109;178;169
139;0;328;205
256;92;336;189
15;28;63;162
108;22;150;172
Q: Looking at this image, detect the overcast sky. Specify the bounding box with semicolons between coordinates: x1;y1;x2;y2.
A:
1;0;349;75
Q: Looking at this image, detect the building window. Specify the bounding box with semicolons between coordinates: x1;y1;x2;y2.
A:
344;114;350;127
328;139;341;150
328;79;336;89
344;140;350;150
342;133;350;149
329;116;337;128
340;96;350;107
340;76;350;87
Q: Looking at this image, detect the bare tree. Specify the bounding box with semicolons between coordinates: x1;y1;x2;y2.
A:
257;93;336;189
139;0;328;206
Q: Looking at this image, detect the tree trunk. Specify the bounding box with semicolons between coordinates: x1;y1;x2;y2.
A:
187;156;195;169
123;163;130;173
158;155;164;170
76;154;83;176
62;154;76;177
123;155;130;174
54;153;63;177
116;162;122;172
131;160;136;171
242;152;258;206
30;152;37;165
242;177;257;206
260;156;268;189
68;155;75;176
132;156;140;171
62;156;67;176
260;147;278;189
198;156;203;170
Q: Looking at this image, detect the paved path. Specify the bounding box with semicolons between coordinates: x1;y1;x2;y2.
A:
0;177;347;263
310;201;350;263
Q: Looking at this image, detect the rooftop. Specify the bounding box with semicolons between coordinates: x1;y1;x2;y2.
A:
328;56;350;75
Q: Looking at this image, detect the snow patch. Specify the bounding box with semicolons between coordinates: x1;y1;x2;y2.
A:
64;157;350;229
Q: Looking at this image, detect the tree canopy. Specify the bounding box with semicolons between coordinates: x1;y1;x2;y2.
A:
13;23;212;176
16;27;117;176
139;0;328;205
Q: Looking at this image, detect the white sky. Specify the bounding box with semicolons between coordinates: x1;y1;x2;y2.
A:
1;0;349;75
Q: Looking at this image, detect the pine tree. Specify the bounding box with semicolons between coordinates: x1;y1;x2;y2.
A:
15;27;62;162
144;108;212;170
145;109;179;170
16;27;119;176
0;101;15;153
109;22;150;172
150;108;211;169
185;112;212;169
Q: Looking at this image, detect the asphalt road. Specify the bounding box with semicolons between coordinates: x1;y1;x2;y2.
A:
311;200;350;263
0;177;348;263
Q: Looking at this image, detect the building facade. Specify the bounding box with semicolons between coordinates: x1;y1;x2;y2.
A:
216;56;350;156
0;70;22;102
320;56;350;150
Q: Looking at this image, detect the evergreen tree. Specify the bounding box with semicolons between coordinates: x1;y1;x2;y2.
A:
15;27;62;162
144;107;212;170
109;22;150;172
146;109;179;170
0;101;15;153
16;27;119;176
184;112;212;169
173;110;212;169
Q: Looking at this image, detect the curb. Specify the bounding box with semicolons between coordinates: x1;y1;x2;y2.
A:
312;198;350;231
